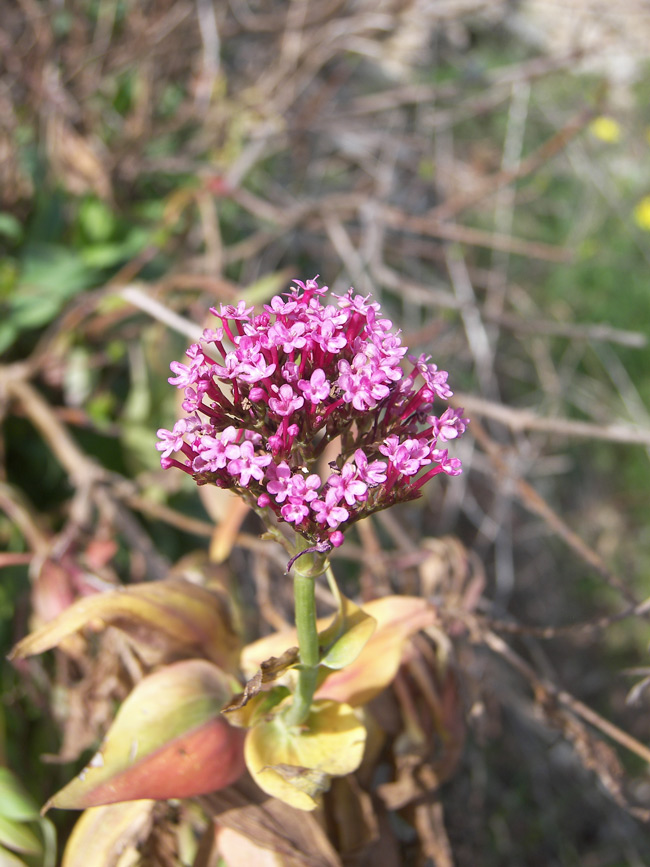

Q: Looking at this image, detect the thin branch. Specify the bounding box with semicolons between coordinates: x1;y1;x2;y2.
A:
454;393;650;448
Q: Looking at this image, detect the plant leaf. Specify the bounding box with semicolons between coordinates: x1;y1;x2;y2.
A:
61;801;155;867
0;814;42;856
240;593;377;675
0;769;40;822
45;660;245;810
10;578;240;671
222;647;298;726
318;594;376;670
244;699;366;811
315;596;438;707
0;844;29;866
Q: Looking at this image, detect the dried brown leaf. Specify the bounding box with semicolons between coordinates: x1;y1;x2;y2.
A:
203;775;343;867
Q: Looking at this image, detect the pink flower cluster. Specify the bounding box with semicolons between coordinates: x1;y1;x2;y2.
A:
157;278;468;549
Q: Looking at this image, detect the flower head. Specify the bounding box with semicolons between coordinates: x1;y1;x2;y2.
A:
158;277;467;549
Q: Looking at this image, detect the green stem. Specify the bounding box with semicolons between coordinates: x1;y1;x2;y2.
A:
284;539;327;727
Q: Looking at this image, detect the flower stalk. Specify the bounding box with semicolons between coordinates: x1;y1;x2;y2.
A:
284;536;328;726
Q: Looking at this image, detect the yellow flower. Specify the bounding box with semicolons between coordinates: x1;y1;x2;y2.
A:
633;197;650;231
589;116;621;143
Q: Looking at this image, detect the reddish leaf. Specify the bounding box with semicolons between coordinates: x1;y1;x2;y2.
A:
45;660;245;810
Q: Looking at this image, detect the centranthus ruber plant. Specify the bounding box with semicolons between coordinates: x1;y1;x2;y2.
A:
11;277;468;827
154;276;468;808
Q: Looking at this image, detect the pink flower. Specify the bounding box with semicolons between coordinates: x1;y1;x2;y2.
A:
268;321;307;353
156;419;196;459
312;489;349;529
264;295;298;316
327;463;367;506
217;301;254;320
410;354;453;400
193;426;239;472
237;356;276;383
266;461;293;503
431;448;463;476
159;275;466;550
168;357;202;387
269;384;304;417
354;449;387;486
379;436;430;476
298;369;330;404
429;407;469;441
212;352;240;380
281;501;310;524
226;441;272;486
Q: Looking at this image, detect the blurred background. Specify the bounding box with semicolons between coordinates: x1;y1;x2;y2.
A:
2;1;650;864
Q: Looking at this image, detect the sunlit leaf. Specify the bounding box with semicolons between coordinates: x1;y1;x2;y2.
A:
10;578;240;671
61;801;155;867
315;597;437;707
241;596;430;698
245;699;366;811
240;592;376;676
318;593;376;670
222;648;298;727
77;198;116;243
46;660;245;810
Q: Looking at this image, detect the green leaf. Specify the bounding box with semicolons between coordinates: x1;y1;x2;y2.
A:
18;244;95;296
0;843;29;866
0;814;42;856
0;769;40;822
0;213;23;243
318;593;376;670
316;596;438;707
0;322;18;356
45;660;245;810
77;198;116;243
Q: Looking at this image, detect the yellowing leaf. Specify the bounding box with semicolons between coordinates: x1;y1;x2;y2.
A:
245;699;366;811
589;116;621;143
318;594;376;670
10;578;239;670
240;593;376;676
61;801;155;867
46;660;245;810
241;596;436;707
316;596;437;706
